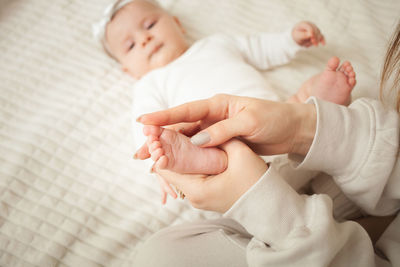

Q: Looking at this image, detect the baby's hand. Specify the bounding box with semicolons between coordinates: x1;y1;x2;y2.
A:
292;21;325;47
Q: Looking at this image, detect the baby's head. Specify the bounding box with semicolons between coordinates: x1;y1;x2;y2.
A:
97;0;188;79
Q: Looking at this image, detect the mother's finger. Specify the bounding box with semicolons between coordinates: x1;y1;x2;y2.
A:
156;169;205;190
156;174;177;203
137;99;211;125
137;94;231;126
166;121;202;137
155;169;207;204
191;111;256;147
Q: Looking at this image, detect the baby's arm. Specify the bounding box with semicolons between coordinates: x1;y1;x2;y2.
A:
232;21;324;70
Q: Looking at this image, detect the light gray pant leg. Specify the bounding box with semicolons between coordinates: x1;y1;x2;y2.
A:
133;218;251;267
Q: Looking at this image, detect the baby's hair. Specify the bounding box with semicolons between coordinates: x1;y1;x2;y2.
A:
92;0;160;59
380;21;400;113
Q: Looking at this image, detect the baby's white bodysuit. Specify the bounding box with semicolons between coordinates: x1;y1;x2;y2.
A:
132;30;301;151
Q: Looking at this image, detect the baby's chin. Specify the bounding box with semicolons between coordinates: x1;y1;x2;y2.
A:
155;47;186;68
139;52;181;76
154;51;177;66
131;47;187;79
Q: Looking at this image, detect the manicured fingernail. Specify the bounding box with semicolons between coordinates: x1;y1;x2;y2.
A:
191;131;210;146
136;115;143;122
133;153;138;159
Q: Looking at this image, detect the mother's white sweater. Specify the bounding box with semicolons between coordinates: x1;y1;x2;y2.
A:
225;97;400;266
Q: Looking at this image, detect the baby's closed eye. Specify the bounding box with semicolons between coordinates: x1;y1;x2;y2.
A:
146;21;156;29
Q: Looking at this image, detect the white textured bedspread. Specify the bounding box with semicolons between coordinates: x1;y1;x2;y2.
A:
0;0;399;266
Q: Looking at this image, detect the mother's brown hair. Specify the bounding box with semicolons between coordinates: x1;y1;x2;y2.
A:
380;21;400;113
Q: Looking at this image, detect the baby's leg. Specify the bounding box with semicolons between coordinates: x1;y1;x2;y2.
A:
144;126;228;174
292;57;356;105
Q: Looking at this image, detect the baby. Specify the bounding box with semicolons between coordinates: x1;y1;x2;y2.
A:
95;0;356;198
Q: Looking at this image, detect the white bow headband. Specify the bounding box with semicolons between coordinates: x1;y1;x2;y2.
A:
92;0;157;57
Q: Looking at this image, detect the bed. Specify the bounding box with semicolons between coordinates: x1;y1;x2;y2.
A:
0;0;399;266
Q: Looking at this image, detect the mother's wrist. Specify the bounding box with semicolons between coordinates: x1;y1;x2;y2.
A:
290;103;317;156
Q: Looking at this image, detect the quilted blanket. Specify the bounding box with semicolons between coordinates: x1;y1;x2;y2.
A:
0;0;399;266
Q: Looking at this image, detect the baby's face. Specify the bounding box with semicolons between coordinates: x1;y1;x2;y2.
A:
106;0;188;79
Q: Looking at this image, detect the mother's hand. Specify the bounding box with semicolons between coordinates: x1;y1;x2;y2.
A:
155;139;268;213
137;94;317;157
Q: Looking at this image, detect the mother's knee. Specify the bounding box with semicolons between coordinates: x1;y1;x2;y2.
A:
133;221;248;267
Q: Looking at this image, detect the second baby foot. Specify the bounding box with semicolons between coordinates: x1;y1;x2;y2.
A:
144;125;228;174
298;56;357;105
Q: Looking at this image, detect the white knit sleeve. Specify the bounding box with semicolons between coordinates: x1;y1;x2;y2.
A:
224;164;377;266
231;29;304;70
294;97;400;216
224;97;400;266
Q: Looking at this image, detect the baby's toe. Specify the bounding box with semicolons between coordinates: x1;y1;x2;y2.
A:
349;77;356;87
326;56;340;71
151;147;164;161
345;65;355;77
143;125;164;137
339;61;350;72
341;61;350;68
149;140;161;153
155;155;169;170
146;135;158;146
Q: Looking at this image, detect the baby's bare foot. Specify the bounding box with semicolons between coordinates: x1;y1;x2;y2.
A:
144;125;227;174
297;56;356;105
